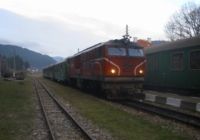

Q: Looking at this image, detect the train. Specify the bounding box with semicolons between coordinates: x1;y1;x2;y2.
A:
43;37;146;99
144;36;200;94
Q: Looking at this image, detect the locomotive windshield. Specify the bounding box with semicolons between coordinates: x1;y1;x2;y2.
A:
108;47;144;57
108;47;126;56
128;48;144;57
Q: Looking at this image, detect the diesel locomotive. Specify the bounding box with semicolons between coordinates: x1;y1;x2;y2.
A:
43;36;146;99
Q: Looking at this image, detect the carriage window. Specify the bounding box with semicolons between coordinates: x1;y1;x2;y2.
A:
171;52;183;70
190;50;200;69
108;47;126;56
128;49;144;57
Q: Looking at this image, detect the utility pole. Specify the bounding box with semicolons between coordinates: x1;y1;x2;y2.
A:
13;49;16;78
0;55;1;78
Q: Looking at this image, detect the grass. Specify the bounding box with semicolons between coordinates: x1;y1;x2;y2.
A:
0;78;35;140
42;78;191;140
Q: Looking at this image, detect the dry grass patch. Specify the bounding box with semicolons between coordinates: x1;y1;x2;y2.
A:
0;78;35;140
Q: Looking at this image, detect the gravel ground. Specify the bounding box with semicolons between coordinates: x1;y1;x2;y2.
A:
101;100;200;140
31;80;114;140
52;93;114;140
30;85;50;140
36;82;89;140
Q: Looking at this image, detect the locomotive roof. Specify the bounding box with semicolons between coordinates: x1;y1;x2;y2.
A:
73;42;104;56
144;36;200;54
73;39;142;56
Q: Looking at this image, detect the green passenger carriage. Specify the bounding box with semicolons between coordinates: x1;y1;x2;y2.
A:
43;60;69;82
144;37;200;94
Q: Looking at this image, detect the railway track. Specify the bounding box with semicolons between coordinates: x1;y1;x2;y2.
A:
33;79;93;140
119;99;200;128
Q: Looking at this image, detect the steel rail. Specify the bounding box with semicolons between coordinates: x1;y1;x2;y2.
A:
37;79;94;140
33;79;56;140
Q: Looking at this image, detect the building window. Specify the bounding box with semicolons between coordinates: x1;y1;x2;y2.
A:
171;52;183;71
190;50;200;70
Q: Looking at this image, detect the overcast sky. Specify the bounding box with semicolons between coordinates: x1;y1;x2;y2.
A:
0;0;200;57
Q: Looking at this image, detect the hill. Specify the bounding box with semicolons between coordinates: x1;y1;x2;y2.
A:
53;56;64;63
0;44;56;69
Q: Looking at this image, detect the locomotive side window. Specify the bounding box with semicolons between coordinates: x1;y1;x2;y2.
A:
128;49;144;57
171;52;183;71
190;50;200;70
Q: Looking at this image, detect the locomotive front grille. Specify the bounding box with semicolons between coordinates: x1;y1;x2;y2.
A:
122;63;134;73
104;77;144;82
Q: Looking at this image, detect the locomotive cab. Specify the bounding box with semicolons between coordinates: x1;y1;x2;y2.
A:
99;40;146;99
105;45;145;77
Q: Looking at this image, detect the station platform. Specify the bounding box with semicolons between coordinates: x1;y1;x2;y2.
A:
140;90;200;114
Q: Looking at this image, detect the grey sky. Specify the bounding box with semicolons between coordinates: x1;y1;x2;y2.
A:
0;0;200;57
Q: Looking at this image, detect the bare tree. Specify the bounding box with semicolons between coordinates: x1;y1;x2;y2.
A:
165;2;200;41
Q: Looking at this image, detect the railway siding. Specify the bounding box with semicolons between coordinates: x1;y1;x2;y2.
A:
181;101;196;111
142;91;200;114
166;97;181;107
145;94;156;102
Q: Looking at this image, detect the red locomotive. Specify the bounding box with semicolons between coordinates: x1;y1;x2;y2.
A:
43;34;146;99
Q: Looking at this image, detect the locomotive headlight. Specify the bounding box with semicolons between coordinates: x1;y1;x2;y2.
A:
110;69;116;74
139;69;143;74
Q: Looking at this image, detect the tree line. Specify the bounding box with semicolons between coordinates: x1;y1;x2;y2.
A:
165;2;200;41
0;55;29;77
